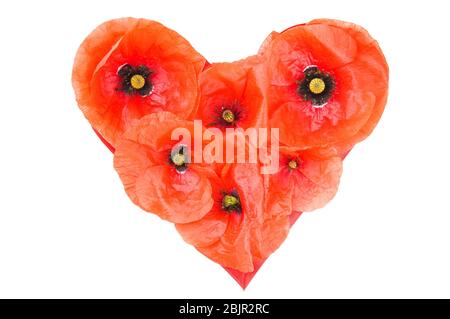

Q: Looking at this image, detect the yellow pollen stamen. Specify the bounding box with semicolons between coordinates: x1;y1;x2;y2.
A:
172;153;185;166
130;74;146;90
223;195;238;208
222;109;235;123
309;78;326;94
288;160;298;169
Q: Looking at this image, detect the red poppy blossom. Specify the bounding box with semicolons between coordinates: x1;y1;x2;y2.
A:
266;146;343;214
196;58;266;131
72;18;206;147
176;163;289;272
260;19;388;149
113;112;215;224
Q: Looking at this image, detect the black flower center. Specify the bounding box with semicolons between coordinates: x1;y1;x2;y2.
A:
221;190;241;214
297;66;335;106
209;101;242;128
169;145;189;173
117;64;153;96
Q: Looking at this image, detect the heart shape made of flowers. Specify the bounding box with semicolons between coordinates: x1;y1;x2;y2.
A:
72;18;388;288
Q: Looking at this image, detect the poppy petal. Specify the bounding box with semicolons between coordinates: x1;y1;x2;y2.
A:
258;215;291;258
113;138;156;204
199;213;254;272
135;165;213;223
328;43;389;154
229;163;264;221
265;168;295;218
175;209;229;248
291;153;343;211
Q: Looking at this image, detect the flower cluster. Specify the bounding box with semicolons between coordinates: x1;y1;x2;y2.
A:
72;18;388;273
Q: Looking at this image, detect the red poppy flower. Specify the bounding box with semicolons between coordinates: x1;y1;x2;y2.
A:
113;112;215;224
260;19;388;149
72;18;206;147
176;163;290;272
196;57;266;131
266;146;343;214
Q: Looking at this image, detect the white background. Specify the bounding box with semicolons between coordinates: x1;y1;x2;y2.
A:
0;0;449;298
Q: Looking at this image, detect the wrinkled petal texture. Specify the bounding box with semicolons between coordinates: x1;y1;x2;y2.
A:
257;215;291;258
291;152;342;212
309;19;389;155
72;18;206;146
262;19;388;149
177;164;274;272
268;147;343;213
136;165;213;223
114;112;213;223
